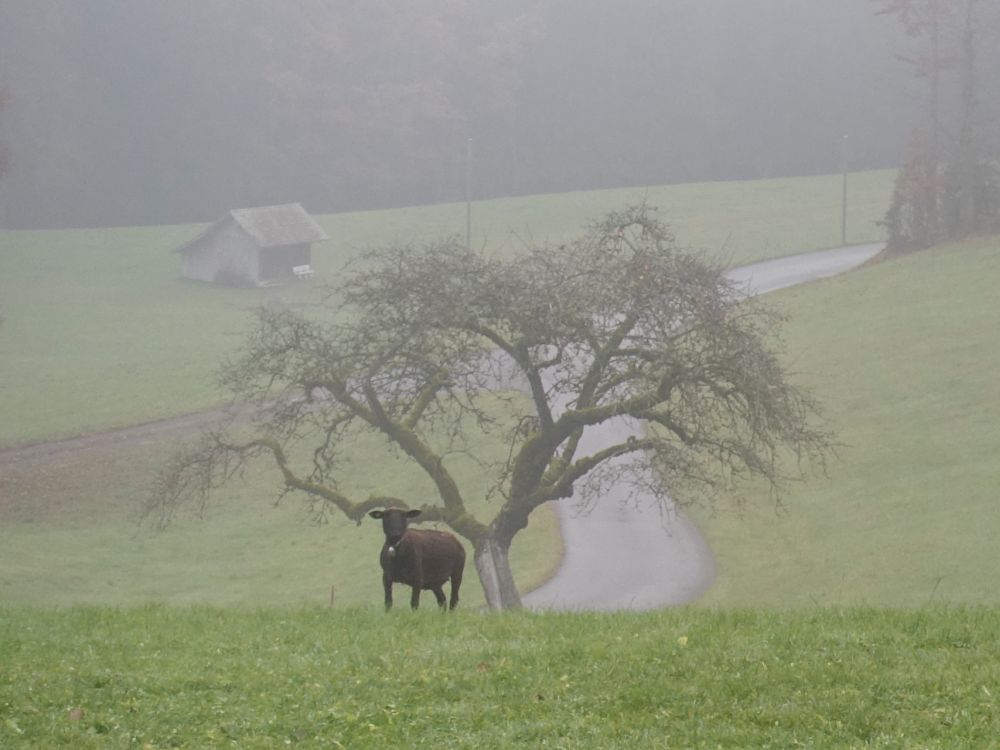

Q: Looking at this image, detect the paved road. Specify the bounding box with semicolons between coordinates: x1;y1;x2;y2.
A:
522;243;883;611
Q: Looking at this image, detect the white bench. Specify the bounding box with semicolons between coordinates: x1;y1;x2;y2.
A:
292;264;315;279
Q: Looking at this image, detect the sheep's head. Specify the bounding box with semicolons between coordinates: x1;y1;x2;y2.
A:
369;508;421;556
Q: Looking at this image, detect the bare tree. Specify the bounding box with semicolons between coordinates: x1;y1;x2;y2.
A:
147;206;830;610
875;0;955;247
0;86;9;183
876;0;1000;247
945;0;1000;237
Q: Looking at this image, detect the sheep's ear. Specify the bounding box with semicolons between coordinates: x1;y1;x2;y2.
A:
406;509;422;519
368;510;384;519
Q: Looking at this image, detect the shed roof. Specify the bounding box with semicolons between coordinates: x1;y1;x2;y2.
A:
230;203;328;247
178;203;328;253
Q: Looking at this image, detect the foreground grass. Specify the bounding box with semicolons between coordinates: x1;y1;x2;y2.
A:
693;236;1000;607
0;170;890;445
2;606;997;748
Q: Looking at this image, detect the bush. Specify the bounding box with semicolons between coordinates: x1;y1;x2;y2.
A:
881;132;942;251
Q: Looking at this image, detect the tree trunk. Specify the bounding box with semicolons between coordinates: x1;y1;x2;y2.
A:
926;3;944;245
953;0;981;237
474;535;522;611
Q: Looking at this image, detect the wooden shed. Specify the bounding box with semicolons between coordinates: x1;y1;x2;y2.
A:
176;203;328;286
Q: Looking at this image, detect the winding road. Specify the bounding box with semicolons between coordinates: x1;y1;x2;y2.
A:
522;243;883;611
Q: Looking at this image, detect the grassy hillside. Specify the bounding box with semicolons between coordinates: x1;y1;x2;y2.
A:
693;236;1000;607
2;606;997;748
0;170;891;445
0;396;561;609
0;170;900;613
321;169;892;265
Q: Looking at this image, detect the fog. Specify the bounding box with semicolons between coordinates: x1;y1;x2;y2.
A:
0;0;948;228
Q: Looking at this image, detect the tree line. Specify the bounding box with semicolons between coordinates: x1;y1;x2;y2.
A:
0;0;951;229
876;0;1000;249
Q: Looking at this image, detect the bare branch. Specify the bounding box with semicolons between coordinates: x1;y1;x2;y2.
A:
540;436;659;504
402;369;448;429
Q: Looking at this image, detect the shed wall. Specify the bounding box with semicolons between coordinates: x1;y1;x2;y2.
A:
258;243;311;282
180;222;259;284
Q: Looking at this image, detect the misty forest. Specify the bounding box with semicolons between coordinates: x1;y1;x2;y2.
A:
4;0;995;229
3;1;1000;746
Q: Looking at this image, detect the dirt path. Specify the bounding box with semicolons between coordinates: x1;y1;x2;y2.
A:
0;408;230;469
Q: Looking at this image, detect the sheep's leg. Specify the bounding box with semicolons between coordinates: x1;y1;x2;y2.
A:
410;560;424;610
430;586;447;610
449;569;463;611
382;573;393;612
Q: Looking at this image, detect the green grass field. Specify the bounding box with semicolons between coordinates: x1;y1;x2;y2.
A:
323;169;892;265
692;235;1000;607
0;394;561;609
2;606;997;748
0;170;891;446
0;169;893;612
5;170;1000;614
4;172;1000;748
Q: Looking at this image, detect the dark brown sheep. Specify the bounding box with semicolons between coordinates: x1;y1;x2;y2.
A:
369;508;466;611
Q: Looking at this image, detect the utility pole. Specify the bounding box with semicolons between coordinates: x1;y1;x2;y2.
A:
464;137;473;252
841;134;849;246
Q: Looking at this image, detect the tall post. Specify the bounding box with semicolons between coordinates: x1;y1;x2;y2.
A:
464;137;473;252
840;134;849;246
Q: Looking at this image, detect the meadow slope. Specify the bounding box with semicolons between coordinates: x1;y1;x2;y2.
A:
0;170;890;445
693;236;1000;607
